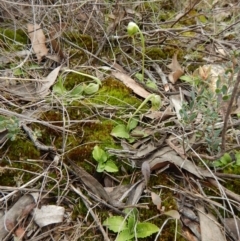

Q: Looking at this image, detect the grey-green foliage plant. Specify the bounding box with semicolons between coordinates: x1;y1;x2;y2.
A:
180;89;222;154
103;208;159;241
92;145;118;172
179;72;234;155
0;116;20;141
180;68;236;155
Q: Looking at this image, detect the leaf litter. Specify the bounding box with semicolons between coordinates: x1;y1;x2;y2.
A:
0;0;240;241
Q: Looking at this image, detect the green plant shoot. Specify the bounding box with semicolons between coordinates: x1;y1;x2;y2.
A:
92;145;118;173
111;94;161;140
127;21;145;81
103;208;159;241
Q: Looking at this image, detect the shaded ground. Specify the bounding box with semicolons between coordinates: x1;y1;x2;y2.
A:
0;0;240;240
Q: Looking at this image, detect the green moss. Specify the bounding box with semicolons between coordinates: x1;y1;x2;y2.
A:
0;138;40;160
64;32;98;52
0;28;27;50
146;47;166;60
0;159;42;186
62;32;98;67
68;49;89;67
64;71;93;89
91;77;142;108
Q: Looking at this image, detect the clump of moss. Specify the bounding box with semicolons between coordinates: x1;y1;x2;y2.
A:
91;77;142;108
64;32;98;52
146;47;166;60
63;71;93;89
1;138;40;160
0;28;28;50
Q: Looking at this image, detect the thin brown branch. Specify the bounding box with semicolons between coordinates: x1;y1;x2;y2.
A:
221;69;240;152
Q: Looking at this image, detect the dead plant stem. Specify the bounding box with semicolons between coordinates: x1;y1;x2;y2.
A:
221;69;240;152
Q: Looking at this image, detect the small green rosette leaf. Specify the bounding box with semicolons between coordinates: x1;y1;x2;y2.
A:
136;222;159;238
111;124;130;139
103;216;127;233
92;145;108;163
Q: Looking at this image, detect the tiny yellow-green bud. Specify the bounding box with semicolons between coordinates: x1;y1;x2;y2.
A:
150;94;161;110
127;22;139;36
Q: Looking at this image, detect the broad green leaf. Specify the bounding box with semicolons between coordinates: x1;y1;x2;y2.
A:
111;124;130;139
127;216;137;233
69;85;84;97
53;78;66;95
180;75;193;83
150;94;161;111
92;145;108;163
83;83;99;95
103;216;127;233
116;229;134;241
223;95;230;101
124;208;138;217
104;160;118;172
127;118;138;131
96;162;106;172
221;85;228;95
213;160;223;167
198;15;208;23
220;153;232;165
136;222;159;238
128;137;136;143
146;79;158;90
135;73;144;82
13;68;24;76
235;152;240;166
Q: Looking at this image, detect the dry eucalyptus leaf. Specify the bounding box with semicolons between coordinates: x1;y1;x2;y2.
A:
151;192;161;211
111;71;151;99
144;110;175;120
147;147;213;179
126;181;146;205
33;205;65;228
27;23;48;62
14;227;25;240
37;65;61;97
2;66;61;101
181;217;201;240
167;53;184;84
0;195;35;240
197;204;226;241
164;210;180;219
224;218;240;239
141;161;151;185
169;94;184;120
